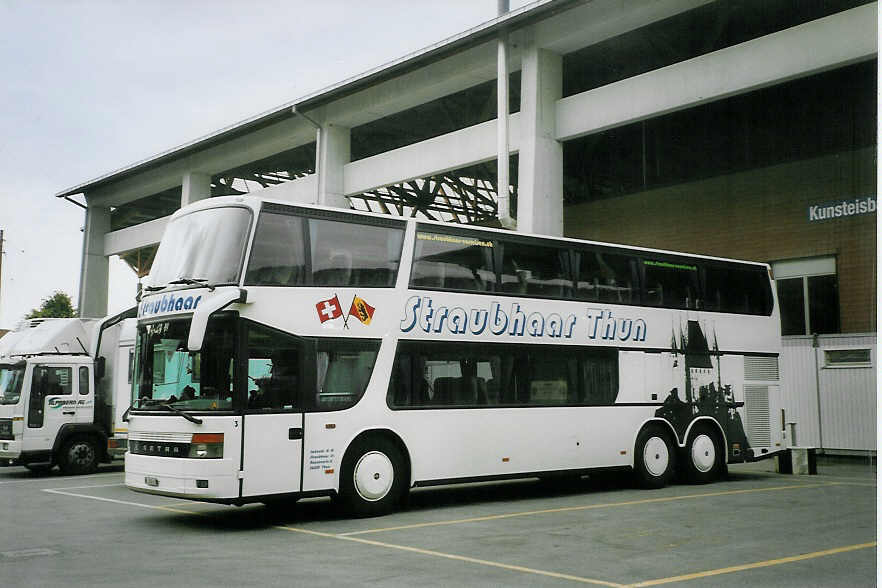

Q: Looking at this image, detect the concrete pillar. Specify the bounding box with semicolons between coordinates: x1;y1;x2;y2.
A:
318;124;350;208
78;203;110;318
516;35;563;236
181;172;211;207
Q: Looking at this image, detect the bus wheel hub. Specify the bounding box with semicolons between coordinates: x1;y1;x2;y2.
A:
354;451;394;502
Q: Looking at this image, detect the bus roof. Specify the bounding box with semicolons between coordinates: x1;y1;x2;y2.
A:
182;194;772;270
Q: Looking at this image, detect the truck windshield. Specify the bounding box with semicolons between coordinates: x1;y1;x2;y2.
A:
145;206;251;289
0;363;25;405
134;316;236;412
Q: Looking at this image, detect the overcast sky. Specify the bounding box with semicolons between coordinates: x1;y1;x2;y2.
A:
0;0;533;329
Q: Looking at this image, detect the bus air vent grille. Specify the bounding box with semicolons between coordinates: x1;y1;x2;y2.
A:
128;432;192;443
744;357;779;381
744;384;771;447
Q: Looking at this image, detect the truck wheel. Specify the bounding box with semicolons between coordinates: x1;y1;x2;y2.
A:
682;424;723;484
59;437;99;475
339;437;407;518
633;425;675;489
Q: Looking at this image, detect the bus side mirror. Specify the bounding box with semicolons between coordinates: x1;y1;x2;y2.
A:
188;288;246;351
95;356;106;380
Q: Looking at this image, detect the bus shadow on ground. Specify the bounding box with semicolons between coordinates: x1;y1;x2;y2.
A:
139;474;632;531
145;469;788;531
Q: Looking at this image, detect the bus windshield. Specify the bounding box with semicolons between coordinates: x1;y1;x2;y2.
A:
0;363;25;405
146;206;252;288
134;316;236;412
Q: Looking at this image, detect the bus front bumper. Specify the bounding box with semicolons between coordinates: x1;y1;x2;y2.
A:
125;453;240;500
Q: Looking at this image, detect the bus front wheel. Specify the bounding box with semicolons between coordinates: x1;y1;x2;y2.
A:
683;424;723;484
634;426;675;489
339;437;407;518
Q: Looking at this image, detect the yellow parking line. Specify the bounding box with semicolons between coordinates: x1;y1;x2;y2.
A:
40;482;872;587
277;525;626;587
629;541;877;586
340;482;841;536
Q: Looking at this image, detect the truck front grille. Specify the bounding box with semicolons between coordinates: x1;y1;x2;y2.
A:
0;419;12;440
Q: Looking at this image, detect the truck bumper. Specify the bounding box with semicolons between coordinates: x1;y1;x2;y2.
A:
0;439;23;465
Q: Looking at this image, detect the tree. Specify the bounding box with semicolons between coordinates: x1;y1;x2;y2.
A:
26;291;78;319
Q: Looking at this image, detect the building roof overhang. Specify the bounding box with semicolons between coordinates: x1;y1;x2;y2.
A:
55;0;586;199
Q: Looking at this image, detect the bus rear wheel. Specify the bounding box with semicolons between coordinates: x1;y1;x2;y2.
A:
59;436;99;475
339;437;407;518
634;425;675;489
683;424;723;484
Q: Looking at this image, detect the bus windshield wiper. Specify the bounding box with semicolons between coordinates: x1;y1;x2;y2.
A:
156;402;203;425
144;285;166;292
168;277;215;291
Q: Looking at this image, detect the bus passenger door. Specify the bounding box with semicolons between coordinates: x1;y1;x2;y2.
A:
240;339;303;498
242;412;302;497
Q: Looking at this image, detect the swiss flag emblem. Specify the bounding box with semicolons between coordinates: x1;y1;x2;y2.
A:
315;296;343;323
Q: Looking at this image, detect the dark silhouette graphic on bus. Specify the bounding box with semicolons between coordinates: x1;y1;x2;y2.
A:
655;320;750;460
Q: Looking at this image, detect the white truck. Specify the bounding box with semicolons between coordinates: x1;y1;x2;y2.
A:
0;310;136;474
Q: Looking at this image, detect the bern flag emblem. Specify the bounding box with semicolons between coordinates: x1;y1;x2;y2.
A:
315;295;343;323
349;296;376;326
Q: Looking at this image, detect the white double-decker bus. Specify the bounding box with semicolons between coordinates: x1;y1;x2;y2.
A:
125;195;784;516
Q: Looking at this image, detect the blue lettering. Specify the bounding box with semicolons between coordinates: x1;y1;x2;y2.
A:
527;312;545;337
448;308;468;334
564;315;577;339
419;298;435;333
469;308;488;334
633;318;647;341
491;302;508;335
617;318;633;341
547;313;563;338
586;309;645;342
509;304;526;336
602;311;616;340
400;295;421;333
432;307;449;333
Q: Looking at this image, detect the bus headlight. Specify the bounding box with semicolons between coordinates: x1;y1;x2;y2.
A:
188;433;224;459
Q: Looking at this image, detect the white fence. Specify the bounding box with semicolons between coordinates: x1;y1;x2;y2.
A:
779;333;877;452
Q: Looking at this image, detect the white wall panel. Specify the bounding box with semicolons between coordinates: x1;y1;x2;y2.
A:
817;335;877;451
779;334;876;451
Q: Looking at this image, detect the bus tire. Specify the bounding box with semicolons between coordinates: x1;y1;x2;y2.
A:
58;436;99;475
633;425;675;489
339;437;406;518
683;424;723;484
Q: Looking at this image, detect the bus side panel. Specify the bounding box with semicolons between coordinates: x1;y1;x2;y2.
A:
389;406;648;483
301;406;653;493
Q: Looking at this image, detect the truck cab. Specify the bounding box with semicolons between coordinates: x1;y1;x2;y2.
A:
0;313;135;474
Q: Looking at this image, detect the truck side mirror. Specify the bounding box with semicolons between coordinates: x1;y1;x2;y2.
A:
95;356;106;380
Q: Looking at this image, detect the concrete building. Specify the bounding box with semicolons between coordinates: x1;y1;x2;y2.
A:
57;0;877;452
